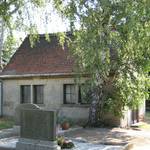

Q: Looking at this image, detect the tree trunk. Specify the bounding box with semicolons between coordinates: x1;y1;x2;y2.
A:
87;85;105;127
89;97;98;126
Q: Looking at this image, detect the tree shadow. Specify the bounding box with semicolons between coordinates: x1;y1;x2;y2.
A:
64;128;133;145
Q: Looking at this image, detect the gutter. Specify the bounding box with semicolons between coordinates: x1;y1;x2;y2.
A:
0;73;89;79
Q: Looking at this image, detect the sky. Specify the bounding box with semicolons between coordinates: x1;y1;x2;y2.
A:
12;2;70;44
6;2;71;61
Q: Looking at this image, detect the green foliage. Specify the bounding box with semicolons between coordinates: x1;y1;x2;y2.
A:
45;33;51;42
57;32;66;48
57;136;65;147
0;0;23;24
2;34;19;63
53;0;150;120
0;0;47;24
28;25;40;48
0;0;49;64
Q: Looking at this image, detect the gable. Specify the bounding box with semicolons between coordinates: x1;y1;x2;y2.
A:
1;34;74;76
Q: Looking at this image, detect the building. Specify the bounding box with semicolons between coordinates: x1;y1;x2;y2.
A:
0;33;145;127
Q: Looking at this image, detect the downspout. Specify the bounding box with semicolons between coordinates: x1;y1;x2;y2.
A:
0;80;3;117
0;18;4;117
0;19;4;68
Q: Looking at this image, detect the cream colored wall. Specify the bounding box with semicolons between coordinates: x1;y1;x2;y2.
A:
2;77;89;122
2;77;146;126
59;105;89;121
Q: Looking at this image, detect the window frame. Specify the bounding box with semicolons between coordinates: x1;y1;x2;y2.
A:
33;85;44;104
63;84;77;104
63;84;89;105
20;85;31;104
78;84;90;104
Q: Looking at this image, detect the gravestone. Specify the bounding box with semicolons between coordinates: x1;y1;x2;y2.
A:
14;104;41;134
14;103;41;126
16;109;60;150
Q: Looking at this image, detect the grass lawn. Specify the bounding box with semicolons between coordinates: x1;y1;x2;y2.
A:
0;117;14;130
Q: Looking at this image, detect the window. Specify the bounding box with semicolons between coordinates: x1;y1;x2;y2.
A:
64;84;77;104
33;85;44;104
21;85;31;103
20;85;44;104
63;84;89;105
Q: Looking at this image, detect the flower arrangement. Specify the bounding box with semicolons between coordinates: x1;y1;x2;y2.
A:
57;136;75;149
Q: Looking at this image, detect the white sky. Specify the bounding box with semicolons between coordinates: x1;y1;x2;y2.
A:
14;3;70;42
34;6;69;34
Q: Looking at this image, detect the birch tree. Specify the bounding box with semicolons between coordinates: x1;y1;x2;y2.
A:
53;0;150;126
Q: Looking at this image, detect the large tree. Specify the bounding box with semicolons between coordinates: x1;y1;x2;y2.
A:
53;0;150;125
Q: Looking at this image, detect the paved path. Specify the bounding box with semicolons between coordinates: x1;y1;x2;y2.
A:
0;137;17;150
0;137;123;150
63;128;132;145
63;127;150;149
0;126;149;149
0;129;17;140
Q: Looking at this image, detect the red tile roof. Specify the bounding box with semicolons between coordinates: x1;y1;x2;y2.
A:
1;34;75;76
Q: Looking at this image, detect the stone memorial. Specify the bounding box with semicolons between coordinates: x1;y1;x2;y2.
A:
14;103;41;126
14;103;41;134
16;109;60;150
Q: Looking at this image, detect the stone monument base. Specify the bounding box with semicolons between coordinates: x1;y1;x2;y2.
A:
16;138;61;150
13;125;20;135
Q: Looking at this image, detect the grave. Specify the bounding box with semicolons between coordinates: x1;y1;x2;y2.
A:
14;103;41;126
16;109;60;150
14;104;41;134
